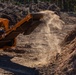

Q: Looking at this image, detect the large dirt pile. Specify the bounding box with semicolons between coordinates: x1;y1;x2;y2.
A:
12;10;75;67
11;10;64;67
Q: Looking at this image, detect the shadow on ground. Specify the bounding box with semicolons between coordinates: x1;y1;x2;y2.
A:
0;55;39;75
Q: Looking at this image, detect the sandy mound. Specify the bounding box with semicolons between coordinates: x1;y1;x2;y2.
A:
11;10;64;67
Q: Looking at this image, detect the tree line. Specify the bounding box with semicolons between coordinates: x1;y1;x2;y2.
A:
0;0;76;12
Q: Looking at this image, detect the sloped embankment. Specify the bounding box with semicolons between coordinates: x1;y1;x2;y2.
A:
38;28;76;75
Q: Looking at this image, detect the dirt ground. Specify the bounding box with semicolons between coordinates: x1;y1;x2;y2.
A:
0;2;76;75
38;29;76;75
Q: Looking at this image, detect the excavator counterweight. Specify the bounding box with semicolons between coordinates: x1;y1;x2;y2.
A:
0;13;43;49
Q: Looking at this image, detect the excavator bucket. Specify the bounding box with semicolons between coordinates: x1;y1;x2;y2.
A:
0;13;43;48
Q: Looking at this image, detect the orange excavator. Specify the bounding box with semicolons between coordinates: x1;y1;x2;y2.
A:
0;13;43;49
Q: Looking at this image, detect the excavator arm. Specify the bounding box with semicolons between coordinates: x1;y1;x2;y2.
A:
0;13;43;48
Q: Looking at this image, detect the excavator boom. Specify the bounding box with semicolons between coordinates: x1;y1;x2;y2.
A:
0;13;43;48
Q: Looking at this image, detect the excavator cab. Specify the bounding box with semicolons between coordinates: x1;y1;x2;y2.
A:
0;18;9;34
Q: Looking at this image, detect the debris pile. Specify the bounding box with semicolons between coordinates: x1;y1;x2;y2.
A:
0;2;28;25
0;2;60;25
